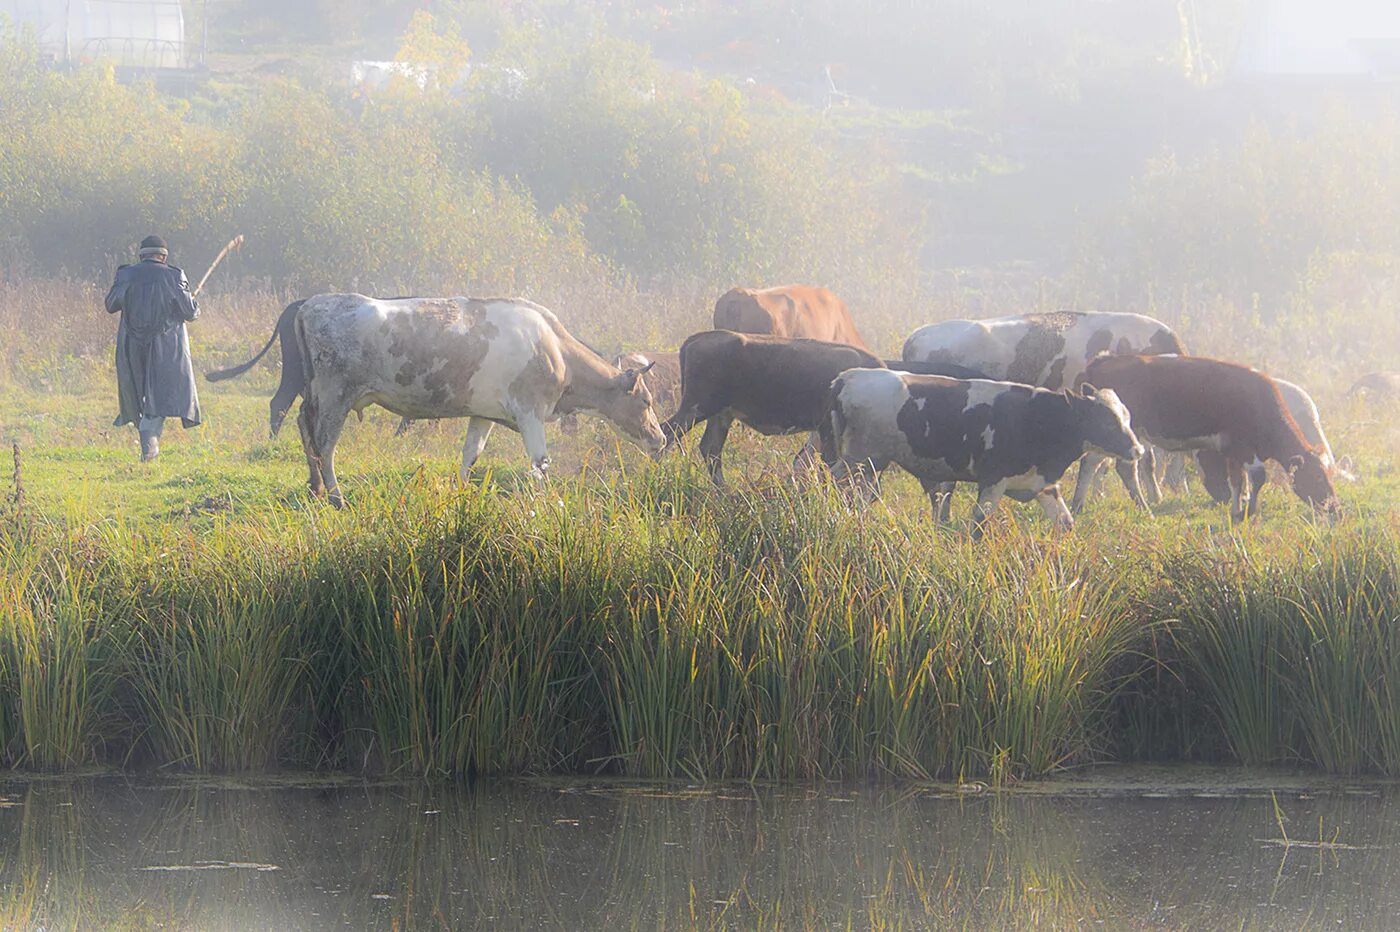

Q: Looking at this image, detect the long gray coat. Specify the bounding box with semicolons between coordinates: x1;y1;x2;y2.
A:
105;259;202;428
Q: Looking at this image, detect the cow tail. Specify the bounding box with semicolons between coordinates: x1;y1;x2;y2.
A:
205;323;278;382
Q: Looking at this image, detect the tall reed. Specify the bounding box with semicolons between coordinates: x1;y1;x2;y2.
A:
0;468;1396;779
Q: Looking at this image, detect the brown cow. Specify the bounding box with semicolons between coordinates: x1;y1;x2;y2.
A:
1083;354;1339;521
662;331;884;484
714;285;869;351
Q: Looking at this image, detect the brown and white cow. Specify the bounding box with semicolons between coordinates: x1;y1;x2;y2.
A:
901;310;1185;510
277;294;663;505
714;285;869;351
819;368;1142;538
661;331;885;484
1082;355;1339;521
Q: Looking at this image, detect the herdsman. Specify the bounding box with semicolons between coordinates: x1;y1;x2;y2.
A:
104;235;202;461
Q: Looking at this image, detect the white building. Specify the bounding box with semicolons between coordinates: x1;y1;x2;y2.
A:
1;0;187;69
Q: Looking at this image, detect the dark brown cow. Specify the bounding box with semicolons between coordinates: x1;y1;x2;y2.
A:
714;285;869;351
1083;355;1339;521
661;331;883;484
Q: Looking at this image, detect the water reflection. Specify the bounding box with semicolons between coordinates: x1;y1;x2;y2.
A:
1;777;1398;929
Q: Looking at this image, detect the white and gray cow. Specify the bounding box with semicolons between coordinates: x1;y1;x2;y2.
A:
819;368;1143;539
901;311;1185;513
289;294;664;505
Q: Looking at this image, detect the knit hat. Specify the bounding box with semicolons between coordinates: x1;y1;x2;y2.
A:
139;235;168;259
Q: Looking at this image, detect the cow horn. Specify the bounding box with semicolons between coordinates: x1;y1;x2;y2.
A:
641;360;656;374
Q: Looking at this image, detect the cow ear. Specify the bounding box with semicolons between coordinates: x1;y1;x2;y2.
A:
1287;454;1305;476
641;360;656;375
1079;383;1098;400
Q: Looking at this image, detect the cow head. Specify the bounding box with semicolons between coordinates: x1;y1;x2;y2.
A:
1286;452;1341;516
599;361;666;455
1076;385;1145;462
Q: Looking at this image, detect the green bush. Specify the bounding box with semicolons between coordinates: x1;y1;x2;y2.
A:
0;28;918;301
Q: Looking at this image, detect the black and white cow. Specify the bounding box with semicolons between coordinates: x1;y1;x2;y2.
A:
901;310;1185;510
819;368;1143;538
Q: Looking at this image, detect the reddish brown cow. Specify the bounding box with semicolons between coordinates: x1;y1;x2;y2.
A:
714;285;869;351
1083;354;1339;521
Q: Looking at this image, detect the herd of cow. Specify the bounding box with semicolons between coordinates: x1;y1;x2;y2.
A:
207;284;1389;533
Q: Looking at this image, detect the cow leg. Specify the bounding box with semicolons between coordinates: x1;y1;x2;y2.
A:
698;415;733;485
308;399;353;509
459;417;495;481
1227;458;1251;522
1244;459;1268;518
1115;456;1153;514
1037;485;1074;531
1070;453;1107;514
792;433;820;477
1197;450;1231;503
518;413;550;480
918;478;956;523
1161;450;1189;494
970;482;1006;540
297;403;323;498
270;386;299;439
938;484;955;522
1138;447;1164;506
661;404;707;451
848;459;882;504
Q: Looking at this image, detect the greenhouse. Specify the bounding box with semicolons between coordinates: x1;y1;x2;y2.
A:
1;0;187;69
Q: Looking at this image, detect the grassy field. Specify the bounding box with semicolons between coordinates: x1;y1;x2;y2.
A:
1;280;1398;781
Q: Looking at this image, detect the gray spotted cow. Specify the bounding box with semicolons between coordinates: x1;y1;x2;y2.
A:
245;294;663;505
819;368;1143;538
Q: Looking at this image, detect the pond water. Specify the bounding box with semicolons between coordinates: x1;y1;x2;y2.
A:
2;773;1399;929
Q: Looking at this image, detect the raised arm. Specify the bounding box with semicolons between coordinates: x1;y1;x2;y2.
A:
172;268;199;322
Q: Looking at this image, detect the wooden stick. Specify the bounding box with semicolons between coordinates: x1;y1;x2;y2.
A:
192;234;244;297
